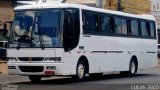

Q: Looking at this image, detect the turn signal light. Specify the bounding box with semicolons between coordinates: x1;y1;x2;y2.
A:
8;66;16;69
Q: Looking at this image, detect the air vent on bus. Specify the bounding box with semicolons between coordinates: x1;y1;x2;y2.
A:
18;57;44;61
19;66;44;72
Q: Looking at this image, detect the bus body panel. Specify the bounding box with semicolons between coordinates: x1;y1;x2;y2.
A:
8;62;64;75
115;37;157;71
140;39;157;69
79;35;117;73
8;49;57;57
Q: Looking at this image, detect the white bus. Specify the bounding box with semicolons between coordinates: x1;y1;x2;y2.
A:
7;2;158;82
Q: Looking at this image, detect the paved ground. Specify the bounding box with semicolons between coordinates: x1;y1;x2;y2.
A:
0;66;160;90
0;59;160;90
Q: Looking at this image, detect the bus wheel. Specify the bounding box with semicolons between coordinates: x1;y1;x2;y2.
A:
73;61;86;81
29;75;42;83
120;59;138;76
129;60;137;76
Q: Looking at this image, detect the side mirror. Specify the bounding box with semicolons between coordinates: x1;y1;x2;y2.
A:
3;23;7;37
3;21;12;38
4;42;8;48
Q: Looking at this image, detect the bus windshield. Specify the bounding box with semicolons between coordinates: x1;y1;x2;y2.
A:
9;10;63;48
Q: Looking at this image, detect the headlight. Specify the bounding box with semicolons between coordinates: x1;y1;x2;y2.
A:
8;57;17;62
44;57;61;62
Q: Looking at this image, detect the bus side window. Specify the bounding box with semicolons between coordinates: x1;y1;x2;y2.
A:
141;21;149;37
114;18;127;35
83;11;98;32
110;17;114;33
100;15;112;33
121;19;127;35
127;19;131;35
150;22;155;37
146;22;151;37
130;20;139;36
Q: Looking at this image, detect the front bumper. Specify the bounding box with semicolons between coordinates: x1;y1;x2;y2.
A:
7;62;64;76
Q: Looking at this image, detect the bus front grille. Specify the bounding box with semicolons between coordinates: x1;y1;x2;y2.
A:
19;66;44;72
18;57;44;61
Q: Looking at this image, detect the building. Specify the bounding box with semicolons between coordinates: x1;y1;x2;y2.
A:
103;0;160;28
103;0;151;14
103;0;160;43
0;0;15;30
0;0;15;40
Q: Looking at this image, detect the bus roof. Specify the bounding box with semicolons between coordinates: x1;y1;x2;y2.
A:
14;3;156;21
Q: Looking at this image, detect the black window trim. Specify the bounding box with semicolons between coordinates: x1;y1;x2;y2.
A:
82;9;156;40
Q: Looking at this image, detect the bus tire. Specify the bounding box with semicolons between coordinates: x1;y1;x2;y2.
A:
73;60;87;82
29;75;42;83
121;58;138;76
128;59;138;76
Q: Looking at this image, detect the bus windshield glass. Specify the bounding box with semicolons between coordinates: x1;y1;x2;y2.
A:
9;10;63;48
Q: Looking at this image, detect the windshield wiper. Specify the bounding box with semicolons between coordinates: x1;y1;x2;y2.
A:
16;12;37;49
17;42;20;49
29;12;38;48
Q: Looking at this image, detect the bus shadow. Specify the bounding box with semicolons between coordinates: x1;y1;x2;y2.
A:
12;74;158;85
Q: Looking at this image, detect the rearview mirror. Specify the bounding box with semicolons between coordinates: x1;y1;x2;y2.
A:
3;21;12;38
3;23;7;37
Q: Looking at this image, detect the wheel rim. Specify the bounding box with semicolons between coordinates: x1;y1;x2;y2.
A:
77;64;85;79
130;61;136;74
